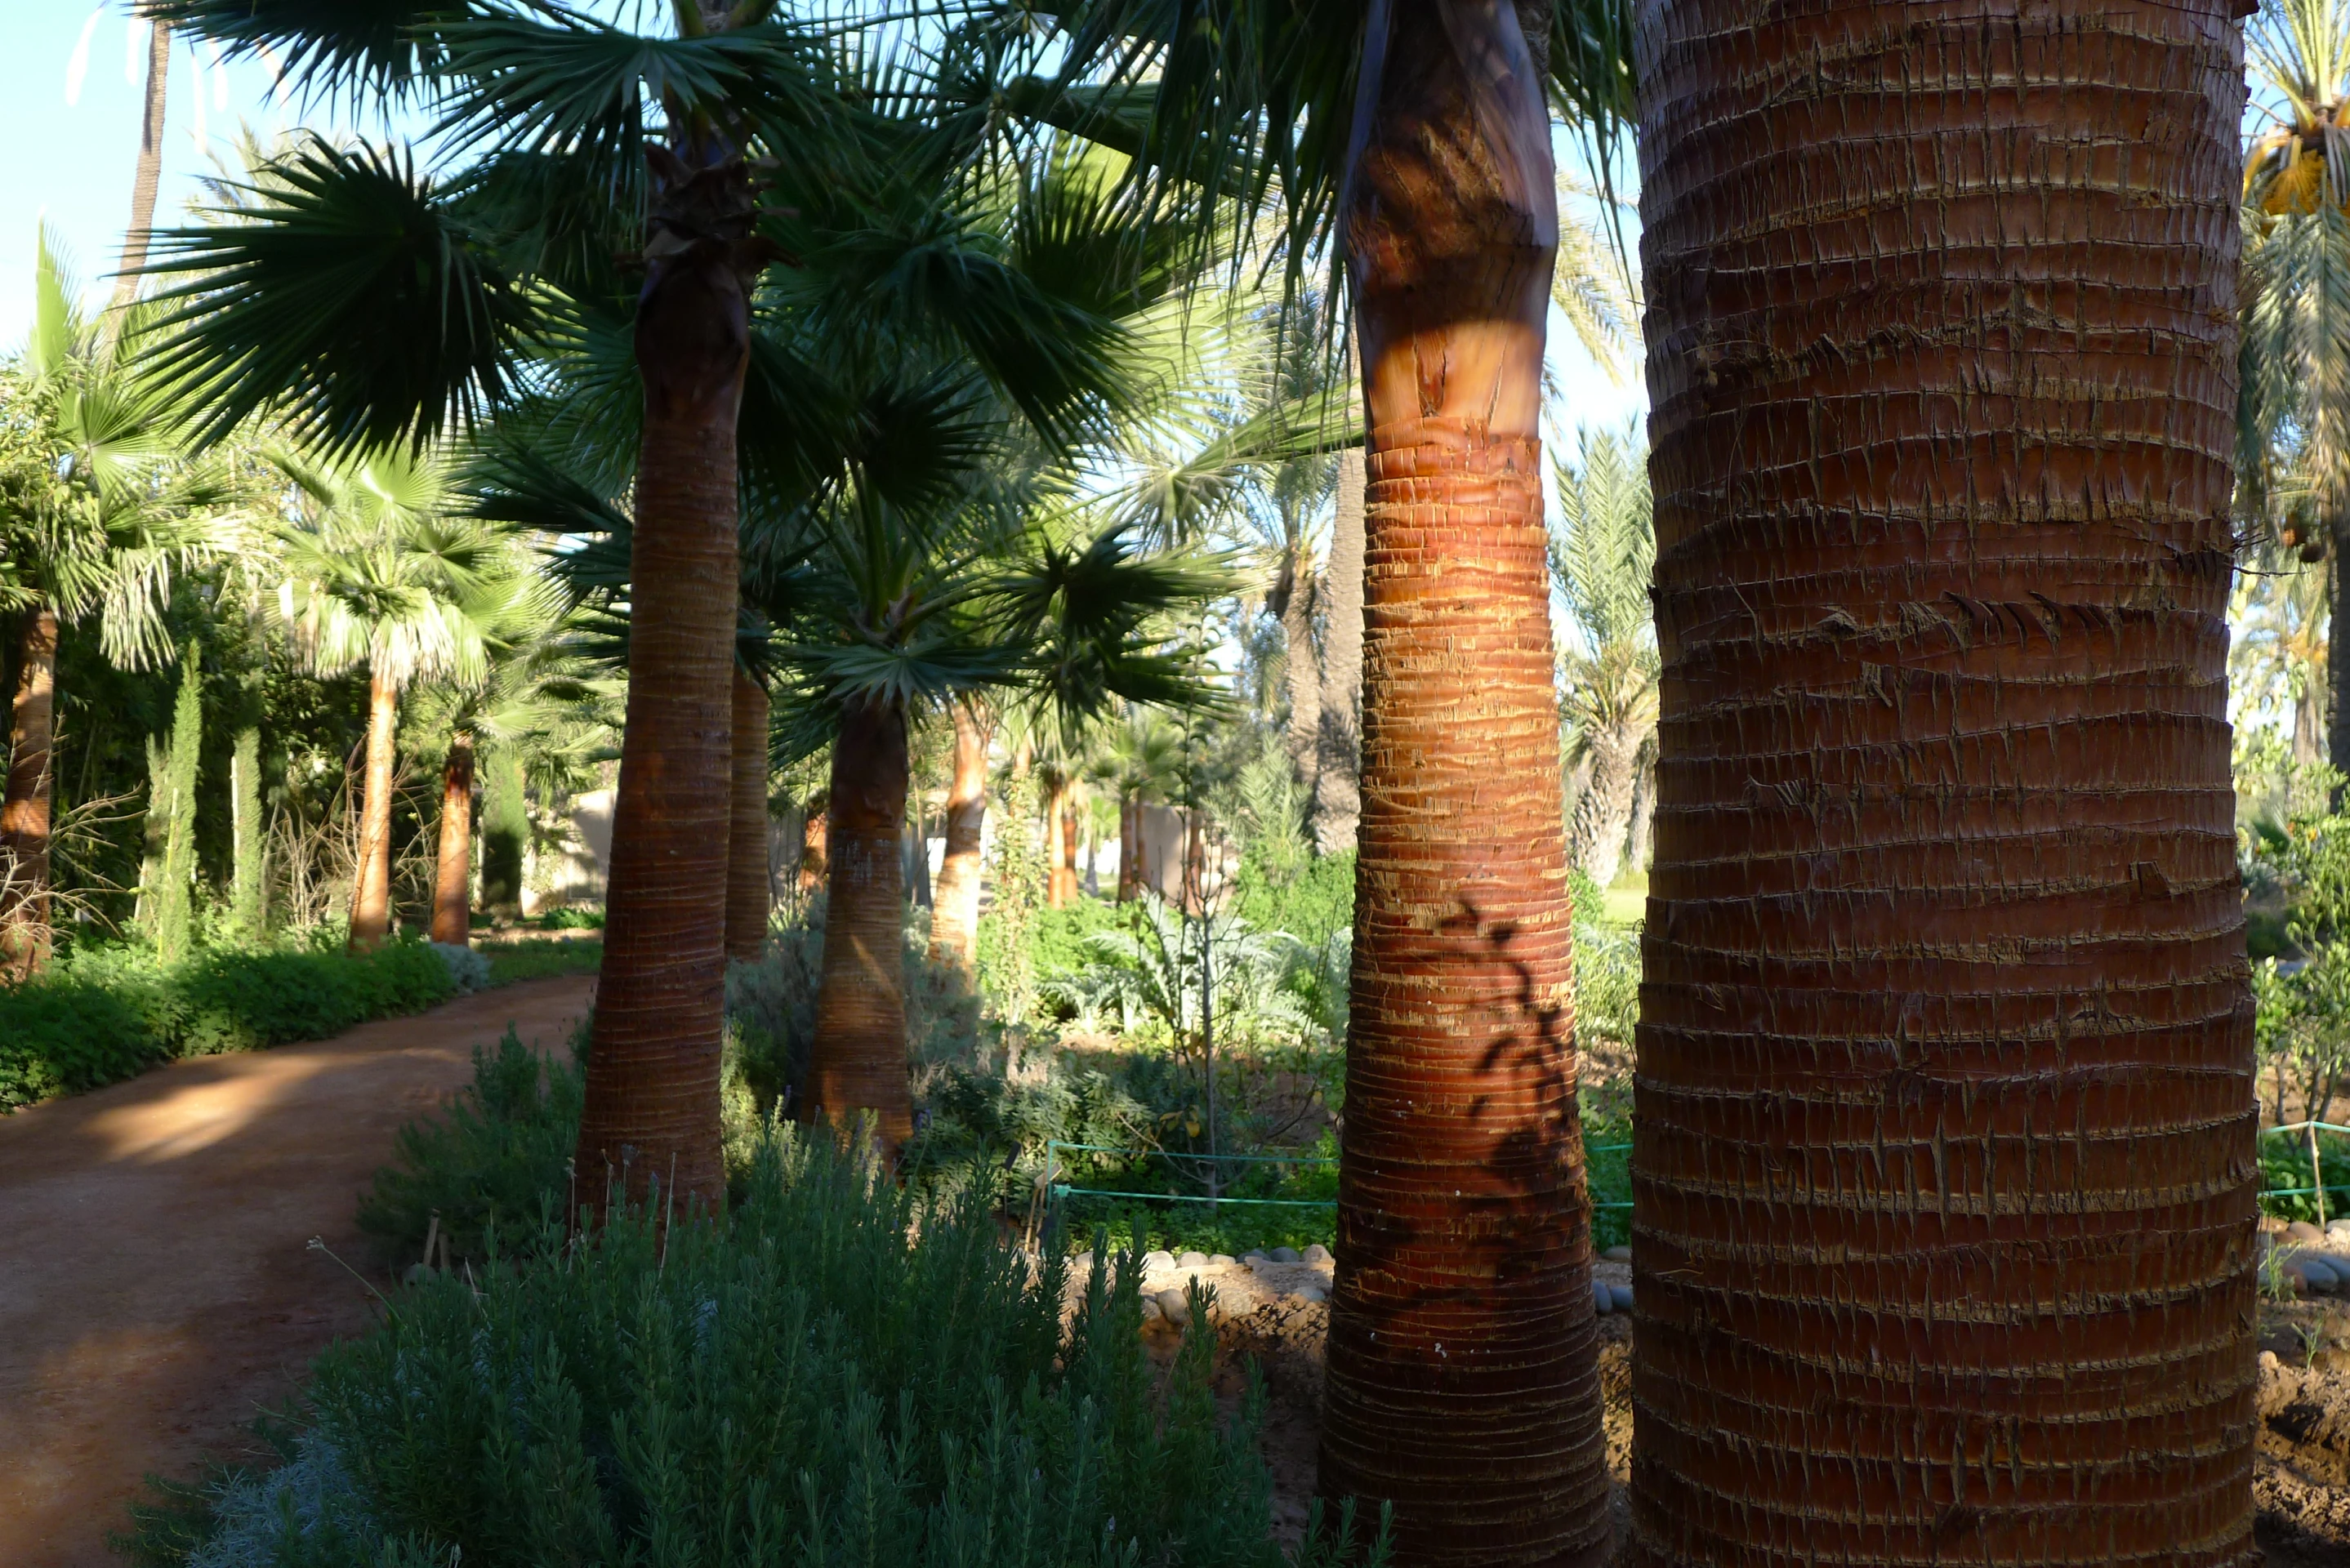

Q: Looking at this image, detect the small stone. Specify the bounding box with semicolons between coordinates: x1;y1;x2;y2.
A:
403;1263;434;1285
1292;1285;1327;1304
1208;1254;1237;1267
1143;1250;1175;1272
2307;1259;2342;1294
2284;1263;2312;1296
1179;1250;1209;1269
1072;1250;1095;1276
1608;1283;1634;1314
1269;1246;1302;1264
2289;1220;2327;1245
1245;1254;1275;1273
1592;1278;1614;1316
1154;1289;1191;1327
1140;1294;1164;1323
2330;1218;2350;1236
1603;1245;1632;1263
1302;1244;1333;1266
2260;1349;2282;1373
2317;1347;2350;1374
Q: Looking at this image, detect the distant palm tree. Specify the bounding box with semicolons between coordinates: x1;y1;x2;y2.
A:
1;233;228;979
268;446;515;951
1550;424;1656;887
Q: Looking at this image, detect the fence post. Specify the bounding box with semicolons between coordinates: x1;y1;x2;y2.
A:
2312;1125;2328;1229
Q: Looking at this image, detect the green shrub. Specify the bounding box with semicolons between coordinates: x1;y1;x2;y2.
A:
171;1134;1362;1568
1230;848;1355;949
0;938;457;1111
355;1020;588;1267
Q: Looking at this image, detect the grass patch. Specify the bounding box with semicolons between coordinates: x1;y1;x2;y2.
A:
482;937;604;986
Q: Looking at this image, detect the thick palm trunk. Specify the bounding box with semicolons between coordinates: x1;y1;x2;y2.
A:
1628;3;2254;1564
429;733;474;947
1044;776;1075;907
801;696;912;1149
726;664;771;961
1280;557;1322;795
1318;4;1606;1564
928;701;988;973
573;151;759;1209
0;608;60;981
105;19;169;321
346;668;399;953
1059;795;1081;903
1315;444;1367;853
1565;722;1638;888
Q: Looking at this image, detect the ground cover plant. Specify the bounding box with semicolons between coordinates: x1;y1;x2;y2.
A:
157;1129;1385;1568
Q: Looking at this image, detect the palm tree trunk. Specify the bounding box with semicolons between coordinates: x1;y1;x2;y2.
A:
230;724;264;938
1059;791;1081;903
1628;3;2254;1564
1318;3;1607;1564
929;701;988;973
429;732;474;947
105;19;170;322
2331;539;2350;784
0;608;60;982
1281;555;1323;796
346;667;399;953
797;802;828;897
1315;444;1367;854
1044;775;1074;908
726;664;771;961
572;154;757;1208
1117;791;1139;902
801;695;912;1150
1565;722;1638;888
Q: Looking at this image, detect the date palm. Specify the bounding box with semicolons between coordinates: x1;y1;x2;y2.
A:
2241;0;2350;778
140;1;1136;1205
1628;2;2254;1562
1030;2;1632;1557
1550;423;1656;887
2;233;225;979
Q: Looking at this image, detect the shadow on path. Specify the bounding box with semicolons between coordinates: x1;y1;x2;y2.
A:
0;974;597;1568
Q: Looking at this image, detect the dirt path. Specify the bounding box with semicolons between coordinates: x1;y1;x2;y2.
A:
0;974;596;1568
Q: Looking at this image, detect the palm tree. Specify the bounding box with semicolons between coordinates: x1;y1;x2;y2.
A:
1095;705;1187;902
1625;3;2254;1563
926;696;992;973
268;445;512;951
141;2;1145;1206
1550;424;1656;887
2242;0;2350;777
1030;2;1630;1555
1;234;224;979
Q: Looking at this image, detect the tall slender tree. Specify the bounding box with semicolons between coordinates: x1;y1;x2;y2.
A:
1626;1;2255;1561
927;698;991;974
1550;424;1656;888
725;660;771;960
106;16;172;323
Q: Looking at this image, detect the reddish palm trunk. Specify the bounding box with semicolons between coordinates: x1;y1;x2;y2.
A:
572;152;760;1211
106;19;170;321
726;664;771;961
1317;3;1606;1563
1117;792;1139;902
1042;776;1072;908
928;701;988;973
428;732;474;947
1627;2;2254;1563
1058;793;1081;904
0;609;60;981
797;804;828;897
346;668;399;953
801;697;912;1149
1315;437;1367;854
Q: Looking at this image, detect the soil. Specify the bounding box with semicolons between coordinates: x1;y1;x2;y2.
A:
0;975;596;1568
1200;1262;2350;1566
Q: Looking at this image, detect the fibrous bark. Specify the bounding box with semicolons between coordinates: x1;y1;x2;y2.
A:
1629;1;2256;1562
106;19;169;323
1564;721;1638;890
726;664;771;961
346;667;398;954
1279;551;1323;798
430;732;474;947
1317;5;1606;1562
801;696;913;1150
0;609;59;981
929;701;988;973
797;803;828;896
573;148;760;1210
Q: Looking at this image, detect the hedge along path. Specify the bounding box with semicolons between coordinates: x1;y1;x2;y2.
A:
1632;2;2255;1564
0;973;595;1568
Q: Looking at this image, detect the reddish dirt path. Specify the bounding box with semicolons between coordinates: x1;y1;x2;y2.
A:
0;974;596;1568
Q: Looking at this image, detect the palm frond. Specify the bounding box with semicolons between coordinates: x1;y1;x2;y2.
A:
146;0;459;101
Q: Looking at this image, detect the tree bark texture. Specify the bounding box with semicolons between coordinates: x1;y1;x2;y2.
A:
430;733;474;947
0;609;59;981
798;804;828;897
107;19;169;320
726;664;771;961
1316;445;1367;853
801;697;913;1150
346;667;399;954
573;153;759;1211
1117;792;1140;902
1629;2;2255;1563
1044;775;1077;907
929;701;988;973
2330;541;2349;783
1282;555;1324;797
1318;6;1604;1563
1565;722;1638;889
1059;792;1081;905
